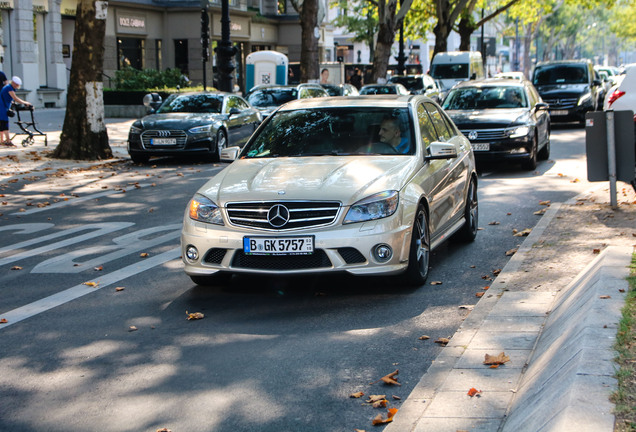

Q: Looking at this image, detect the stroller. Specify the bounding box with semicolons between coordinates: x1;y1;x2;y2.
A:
11;103;47;147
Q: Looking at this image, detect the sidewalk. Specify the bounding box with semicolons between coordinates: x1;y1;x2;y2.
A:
386;185;636;432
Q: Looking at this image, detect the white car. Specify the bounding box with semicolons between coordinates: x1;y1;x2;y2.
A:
605;66;636;115
181;96;478;286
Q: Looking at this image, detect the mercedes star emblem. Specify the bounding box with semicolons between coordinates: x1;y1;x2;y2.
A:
468;130;478;140
267;204;290;228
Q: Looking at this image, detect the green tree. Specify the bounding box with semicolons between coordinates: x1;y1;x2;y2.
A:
331;1;378;62
53;0;110;160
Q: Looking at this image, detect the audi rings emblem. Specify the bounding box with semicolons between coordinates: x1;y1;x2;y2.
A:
267;204;290;228
157;130;171;137
468;130;478;140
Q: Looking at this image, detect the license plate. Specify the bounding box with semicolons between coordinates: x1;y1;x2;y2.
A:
244;236;314;255
151;138;177;145
550;110;569;116
471;143;490;151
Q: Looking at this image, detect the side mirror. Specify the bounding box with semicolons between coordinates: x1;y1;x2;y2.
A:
427;141;458;159
229;107;241;116
592;79;602;86
220;146;241;162
143;93;162;111
535;102;549;110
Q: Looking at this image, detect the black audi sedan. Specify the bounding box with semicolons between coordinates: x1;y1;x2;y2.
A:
442;78;551;170
127;92;261;164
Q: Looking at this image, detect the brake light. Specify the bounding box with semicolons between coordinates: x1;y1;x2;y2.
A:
607;90;625;108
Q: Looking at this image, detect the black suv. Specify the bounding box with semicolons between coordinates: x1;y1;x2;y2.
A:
532;60;602;125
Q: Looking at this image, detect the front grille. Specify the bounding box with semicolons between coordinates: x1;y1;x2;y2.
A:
338;247;366;264
543;98;578;109
203;248;227;264
231;249;332;270
460;129;507;141
141;130;188;148
226;201;341;230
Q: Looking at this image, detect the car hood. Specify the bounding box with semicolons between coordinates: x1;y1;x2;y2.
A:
534;83;589;97
139;113;225;129
446;109;529;128
198;156;417;206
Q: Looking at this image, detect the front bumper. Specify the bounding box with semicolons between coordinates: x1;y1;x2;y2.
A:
181;212;413;277
467;136;534;163
127;133;214;157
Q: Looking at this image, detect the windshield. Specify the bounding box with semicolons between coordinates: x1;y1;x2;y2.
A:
242;107;415;158
430;63;469;79
321;85;342;96
533;65;589;85
156;94;223;114
442;86;528;110
360;86;398;95
390;76;423;90
247;88;298;107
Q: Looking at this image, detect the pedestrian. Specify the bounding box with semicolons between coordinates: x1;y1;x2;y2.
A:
1;76;32;147
350;68;362;90
0;70;7;86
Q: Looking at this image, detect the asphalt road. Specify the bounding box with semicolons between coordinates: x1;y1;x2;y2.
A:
0;124;593;432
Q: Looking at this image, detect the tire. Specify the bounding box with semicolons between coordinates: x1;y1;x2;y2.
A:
537;137;550;161
190;272;232;286
455;177;478;242
400;204;430;286
130;153;149;164
521;136;537;171
212;129;228;162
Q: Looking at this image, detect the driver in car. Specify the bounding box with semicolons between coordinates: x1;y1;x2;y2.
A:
378;116;410;153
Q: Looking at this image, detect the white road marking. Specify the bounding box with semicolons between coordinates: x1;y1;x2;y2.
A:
0;247;182;329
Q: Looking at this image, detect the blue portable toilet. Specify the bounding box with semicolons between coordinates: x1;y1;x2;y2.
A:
245;51;288;93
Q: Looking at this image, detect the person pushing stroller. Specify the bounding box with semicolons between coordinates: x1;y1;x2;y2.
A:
1;76;32;147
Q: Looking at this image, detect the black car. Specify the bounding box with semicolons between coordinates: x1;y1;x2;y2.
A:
442;78;551;170
320;83;360;96
532;60;603;125
245;84;329;119
388;74;442;102
127;92;261;164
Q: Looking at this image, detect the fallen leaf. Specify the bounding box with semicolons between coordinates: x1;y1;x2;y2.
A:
488;221;500;225
354;429;366;432
418;335;430;340
539;200;551;206
593;248;601;254
372;399;388;408
467;387;482;397
505;248;517;256
83;281;98;287
350;391;365;398
392;395;401;400
186;311;205;320
367;395;386;403
483;352;511;366
94;265;103;271
0;318;7;324
140;252;149;258
430;281;443;285
372;408;398;425
129;326;138;332
599;295;611;299
493;269;502;275
10;266;22;270
476;292;485;298
156;428;172;432
115;286;125;292
534;208;547;215
435;338;450;346
483;286;490;290
513;228;532;237
380;369;401;386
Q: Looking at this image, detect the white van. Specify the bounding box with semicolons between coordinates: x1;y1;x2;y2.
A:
430;51;485;90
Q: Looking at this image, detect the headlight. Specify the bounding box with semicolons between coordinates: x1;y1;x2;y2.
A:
189;124;213;134
507;126;530;138
188;194;224;225
129;124;142;134
578;92;592;106
344;191;399;224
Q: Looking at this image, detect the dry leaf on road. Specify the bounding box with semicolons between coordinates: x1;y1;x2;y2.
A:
467;387;482;397
350;391;365;398
483;352;510;366
372;408;398;425
186;311;205;320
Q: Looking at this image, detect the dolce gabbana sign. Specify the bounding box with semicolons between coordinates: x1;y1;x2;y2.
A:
116;13;147;35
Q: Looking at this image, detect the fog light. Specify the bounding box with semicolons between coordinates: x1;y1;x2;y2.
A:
373;244;393;262
185;245;199;262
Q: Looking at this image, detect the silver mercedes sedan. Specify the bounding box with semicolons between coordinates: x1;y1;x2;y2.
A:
181;95;478;286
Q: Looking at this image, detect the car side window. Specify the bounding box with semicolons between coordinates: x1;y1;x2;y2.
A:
417;104;438;151
424;102;452;141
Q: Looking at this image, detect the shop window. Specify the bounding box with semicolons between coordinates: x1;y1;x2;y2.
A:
118;38;145;70
155;40;162;70
174;39;189;76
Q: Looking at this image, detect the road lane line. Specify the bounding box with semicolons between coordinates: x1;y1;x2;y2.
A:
0;247;182;329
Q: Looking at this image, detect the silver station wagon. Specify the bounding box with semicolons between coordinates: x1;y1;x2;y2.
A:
181;95;478;286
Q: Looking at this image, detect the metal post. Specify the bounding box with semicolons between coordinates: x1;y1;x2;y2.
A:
606;110;618;208
216;0;236;92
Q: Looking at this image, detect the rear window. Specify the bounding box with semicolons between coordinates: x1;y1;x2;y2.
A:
389;76;423;91
246;88;298;107
430;63;469;79
533;64;589;85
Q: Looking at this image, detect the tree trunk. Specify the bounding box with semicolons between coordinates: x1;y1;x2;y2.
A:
457;14;476;51
53;0;111;160
292;0;320;83
371;0;412;83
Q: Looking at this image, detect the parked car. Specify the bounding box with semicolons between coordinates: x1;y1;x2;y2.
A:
442;78;551;170
388;74;442;101
493;71;526;81
531;60;603;125
245;83;329;118
127;92;261;164
320;83;360;96
359;83;410;95
181;95;478;287
604;66;636;112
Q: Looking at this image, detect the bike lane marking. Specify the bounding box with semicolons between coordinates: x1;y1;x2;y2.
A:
0;247;182;329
